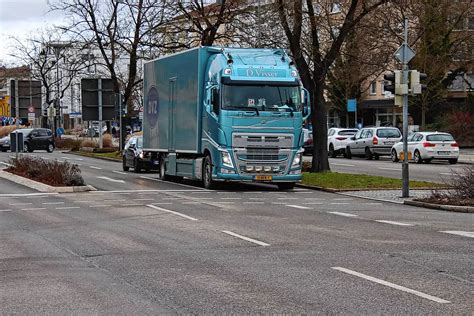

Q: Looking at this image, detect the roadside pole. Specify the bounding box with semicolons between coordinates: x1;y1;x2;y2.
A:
401;19;410;198
119;93;123;151
98;78;103;149
15;81;19;159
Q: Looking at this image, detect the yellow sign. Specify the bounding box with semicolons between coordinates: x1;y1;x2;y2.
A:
0;96;10;117
400;151;412;160
255;175;273;181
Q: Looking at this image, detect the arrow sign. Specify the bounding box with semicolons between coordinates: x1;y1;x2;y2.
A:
394;43;415;64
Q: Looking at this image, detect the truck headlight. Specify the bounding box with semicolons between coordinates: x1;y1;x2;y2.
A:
221;151;233;168
292;153;302;167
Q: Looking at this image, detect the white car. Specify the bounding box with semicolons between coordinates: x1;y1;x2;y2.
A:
327;128;359;157
391;132;459;164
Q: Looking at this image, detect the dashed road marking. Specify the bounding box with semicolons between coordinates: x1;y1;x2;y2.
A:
375;220;414;226
0;161;12;167
244;202;264;204
222;230;269;246
10;203;32;206
279;197;298;200
97;176;125;183
332;267;450;304
133;198;154;201
220;197;241;200
303;202;323;205
90;205;112;208
147;204;198;221
113;171;127;175
42;202;65;205
440;231;474;238
56;206;80;210
89;166;102;170
140;176;207;190
330;202;351;205
378;167;400;171
0;209;13;212
21;208;46;211
332;163;355;167
286;205;310;209
439;172;453;176
327;211;358;217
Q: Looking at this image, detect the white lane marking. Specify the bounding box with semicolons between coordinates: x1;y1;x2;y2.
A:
193;197;212;200
151;202;173;205
103;199;126;202
278;197;298;200
90;204;112;208
0;161;12;167
213;202;235;204
42;202;65;205
9;203;32;206
113;170;127;175
133;198;154;201
440;231;474;238
222;230;269;246
366;202;383;205
333;198;353;201
147;204;198;221
21;208;46;211
286;205;310;209
0;209;13;212
332;163;355;167
244;192;263;194
332;267;450;304
221;197;241;200
328;211;358;217
376;220;414;226
295;191;312;194
90;166;102;170
61;157;83;161
121;204;144;207
140;176;207;191
97;176;125;183
73;200;91;203
0;193;58;198
303;202;323;205
378;167;400;171
330;202;350;205
243;202;264;204
56;206;80;210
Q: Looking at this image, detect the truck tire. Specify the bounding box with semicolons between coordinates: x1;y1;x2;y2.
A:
202;155;216;189
158;155;168;180
278;183;295;190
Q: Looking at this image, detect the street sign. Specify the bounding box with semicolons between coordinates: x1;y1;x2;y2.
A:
28;112;35;121
81;78;116;121
139;111;144;120
10;80;42;118
28;106;35;113
347;99;356;112
394;43;415;64
69;112;82;119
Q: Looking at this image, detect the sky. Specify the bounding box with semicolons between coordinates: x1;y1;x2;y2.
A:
0;0;66;65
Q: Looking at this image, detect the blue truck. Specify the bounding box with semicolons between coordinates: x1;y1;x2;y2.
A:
142;47;310;190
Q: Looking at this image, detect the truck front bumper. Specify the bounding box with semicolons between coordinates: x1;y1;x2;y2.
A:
214;173;302;182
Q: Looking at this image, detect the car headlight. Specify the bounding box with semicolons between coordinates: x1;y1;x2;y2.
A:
139;152;144;159
292;153;302;167
221;151;233;168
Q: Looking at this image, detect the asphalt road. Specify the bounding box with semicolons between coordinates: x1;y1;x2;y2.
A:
304;155;468;183
0;151;472;314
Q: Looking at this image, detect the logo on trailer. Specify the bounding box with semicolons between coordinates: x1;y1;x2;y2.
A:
146;86;159;128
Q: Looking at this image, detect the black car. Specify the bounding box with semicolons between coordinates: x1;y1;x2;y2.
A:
6;128;55;153
122;136;159;172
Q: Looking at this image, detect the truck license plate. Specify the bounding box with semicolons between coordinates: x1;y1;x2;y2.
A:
255;175;272;181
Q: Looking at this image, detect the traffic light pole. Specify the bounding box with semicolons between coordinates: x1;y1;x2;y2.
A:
401;18;410;198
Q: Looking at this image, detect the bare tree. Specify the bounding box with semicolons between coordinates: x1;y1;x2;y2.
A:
50;0;171;114
276;0;391;172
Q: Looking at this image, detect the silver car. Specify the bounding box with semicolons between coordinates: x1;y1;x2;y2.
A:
346;127;402;160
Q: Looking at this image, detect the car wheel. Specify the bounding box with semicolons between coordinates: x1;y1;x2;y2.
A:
414;150;423;164
1;148;6;152
345;147;352;159
365;147;373;160
158;155;168;180
391;149;399;162
374;154;379;160
46;143;54;153
122;157;129;171
278;182;295;190
202;155;216;189
24;143;33;153
448;158;458;165
329;144;337;158
133;158;141;173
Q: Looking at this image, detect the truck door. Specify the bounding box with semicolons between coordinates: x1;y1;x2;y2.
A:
168;77;177;152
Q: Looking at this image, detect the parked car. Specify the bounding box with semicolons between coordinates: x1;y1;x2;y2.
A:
122;136;159;172
4;128;55;153
391;132;459;164
346;127;402;160
327;128;359;158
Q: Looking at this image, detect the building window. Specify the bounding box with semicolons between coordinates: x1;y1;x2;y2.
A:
330;2;341;13
370;82;377;95
448;74;464;91
467;74;474;91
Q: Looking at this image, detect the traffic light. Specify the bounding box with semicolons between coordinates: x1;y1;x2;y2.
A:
409;70;427;95
384;71;403;106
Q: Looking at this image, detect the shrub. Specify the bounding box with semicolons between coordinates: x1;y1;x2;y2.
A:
6;156;85;187
55;138;82;151
0;126;21;137
103;133;113;147
81;139;98;148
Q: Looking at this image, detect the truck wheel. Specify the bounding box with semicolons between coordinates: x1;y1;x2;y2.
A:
158;155;168;180
203;155;216;189
278;183;295;190
122;157;129;171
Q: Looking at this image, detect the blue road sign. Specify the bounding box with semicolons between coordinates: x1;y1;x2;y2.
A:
347;99;357;112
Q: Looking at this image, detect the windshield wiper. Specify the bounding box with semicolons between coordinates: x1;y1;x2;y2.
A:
224;106;259;116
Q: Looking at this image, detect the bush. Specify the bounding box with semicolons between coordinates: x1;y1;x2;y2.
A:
55;138;82;151
81;139;98;148
103;133;113;147
6;156;85;187
0;126;21;137
419;165;474;206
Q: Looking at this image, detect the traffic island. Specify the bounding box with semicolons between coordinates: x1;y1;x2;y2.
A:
0;156;95;193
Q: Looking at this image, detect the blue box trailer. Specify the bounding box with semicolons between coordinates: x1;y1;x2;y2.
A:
143;47;310;190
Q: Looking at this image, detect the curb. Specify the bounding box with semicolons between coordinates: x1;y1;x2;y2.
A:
63;151;122;163
0;170;96;193
296;184;440;193
404;200;474;213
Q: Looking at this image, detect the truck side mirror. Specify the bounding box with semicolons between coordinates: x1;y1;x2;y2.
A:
302;88;311;120
212;88;220;114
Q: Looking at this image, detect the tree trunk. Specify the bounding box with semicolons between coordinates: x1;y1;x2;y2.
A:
311;82;330;172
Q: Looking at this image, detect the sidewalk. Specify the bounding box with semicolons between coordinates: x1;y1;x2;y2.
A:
339;189;436;204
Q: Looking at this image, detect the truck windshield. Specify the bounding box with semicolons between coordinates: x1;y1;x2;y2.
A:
222;84;301;113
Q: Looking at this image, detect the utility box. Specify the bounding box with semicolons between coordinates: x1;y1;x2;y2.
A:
10;132;24;152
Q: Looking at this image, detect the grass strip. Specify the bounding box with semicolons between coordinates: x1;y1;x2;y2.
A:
76;151;122;161
302;171;441;189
